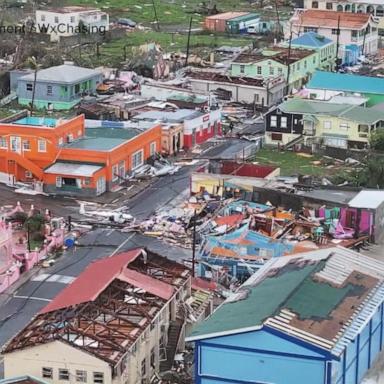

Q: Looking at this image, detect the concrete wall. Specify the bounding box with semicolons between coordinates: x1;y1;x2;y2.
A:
4;340;112;384
189;79;284;107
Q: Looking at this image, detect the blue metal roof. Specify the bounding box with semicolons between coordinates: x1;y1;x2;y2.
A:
307;71;384;95
291;32;333;48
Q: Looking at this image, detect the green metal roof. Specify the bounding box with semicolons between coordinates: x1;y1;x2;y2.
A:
189;263;319;339
227;12;260;24
85;128;140;140
65;137;126;151
279;99;384;124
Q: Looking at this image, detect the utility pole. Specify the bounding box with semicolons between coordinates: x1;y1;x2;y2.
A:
151;0;160;31
185;16;193;67
362;25;368;56
285;29;293;96
191;209;197;277
274;0;281;40
335;15;341;71
27;222;31;252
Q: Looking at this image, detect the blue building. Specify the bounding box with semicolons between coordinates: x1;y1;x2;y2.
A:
285;32;336;71
188;246;384;384
199;222;294;280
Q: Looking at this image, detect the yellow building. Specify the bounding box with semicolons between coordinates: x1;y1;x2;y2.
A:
265;98;384;149
2;249;211;384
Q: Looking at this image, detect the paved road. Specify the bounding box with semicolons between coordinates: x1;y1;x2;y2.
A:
0;137;251;376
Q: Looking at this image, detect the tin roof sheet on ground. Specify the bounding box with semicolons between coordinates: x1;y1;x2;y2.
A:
134;109;203;122
44;162;104;177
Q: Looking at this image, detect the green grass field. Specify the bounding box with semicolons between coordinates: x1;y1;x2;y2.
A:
254;148;329;177
65;0;268;25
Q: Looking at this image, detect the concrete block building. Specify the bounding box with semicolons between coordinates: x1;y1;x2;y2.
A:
14;64;103;110
188;246;384;384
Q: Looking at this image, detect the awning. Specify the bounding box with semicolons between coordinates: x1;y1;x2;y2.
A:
44;162;104;177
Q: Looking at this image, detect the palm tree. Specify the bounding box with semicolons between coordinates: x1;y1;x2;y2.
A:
25;56;39;116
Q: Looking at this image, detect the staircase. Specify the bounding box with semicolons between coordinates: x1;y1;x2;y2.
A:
160;320;184;372
284;135;304;150
6;152;44;180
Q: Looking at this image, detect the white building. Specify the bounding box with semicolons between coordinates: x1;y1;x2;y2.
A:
35;6;109;42
302;0;384;33
288;9;379;55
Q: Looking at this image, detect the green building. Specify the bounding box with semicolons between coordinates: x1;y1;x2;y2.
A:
230;47;318;91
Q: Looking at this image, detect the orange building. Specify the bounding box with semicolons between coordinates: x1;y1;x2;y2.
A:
0;114;162;196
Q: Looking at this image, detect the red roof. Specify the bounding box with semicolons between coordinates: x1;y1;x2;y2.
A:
295;10;372;29
118;268;174;300
192;277;217;291
41;249;143;313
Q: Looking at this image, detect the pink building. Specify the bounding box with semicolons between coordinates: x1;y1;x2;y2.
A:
0;203;65;294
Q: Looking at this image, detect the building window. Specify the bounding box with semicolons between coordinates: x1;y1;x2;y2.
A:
313;56;316;64
26;83;33;91
76;370;87;383
23;140;30;151
240;65;245;74
326;2;333;9
54;16;59;23
324;121;332;129
257;66;262;75
42;368;53;379
132;150;144;170
312;1;318;7
70;16;75;23
59;137;64;146
141;358;146;377
281;116;287;128
0;137;7;148
56;176;62;187
278;67;283;75
150;141;156;156
340;123;349;130
332;29;339;35
297;62;300;70
84;177;91;186
25;170;33;178
59;369;69;381
270;115;277;128
271;133;283;141
150;348;156;368
112;164;119;182
269;66;274;75
93;372;104;384
304;60;307;69
47;85;53;95
38;139;47;152
304;27;318;33
41;14;45;21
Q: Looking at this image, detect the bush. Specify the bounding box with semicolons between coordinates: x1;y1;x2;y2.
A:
370;131;384;151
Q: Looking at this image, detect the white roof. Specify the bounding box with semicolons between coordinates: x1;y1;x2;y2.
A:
348;190;384;209
45;162;103;177
20;65;102;84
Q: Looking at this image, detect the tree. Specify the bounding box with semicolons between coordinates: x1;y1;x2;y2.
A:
356;156;384;188
370;130;384;151
25;56;39;116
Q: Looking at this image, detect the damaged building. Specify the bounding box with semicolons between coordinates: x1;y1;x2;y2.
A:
188;246;384;384
2;248;213;384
